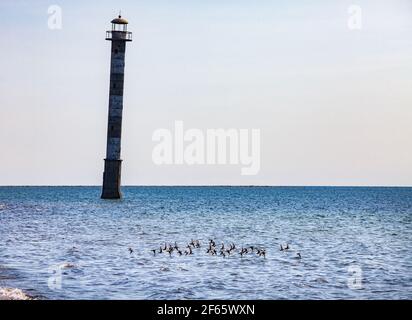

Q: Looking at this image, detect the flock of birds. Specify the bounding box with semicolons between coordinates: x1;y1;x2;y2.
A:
128;239;302;260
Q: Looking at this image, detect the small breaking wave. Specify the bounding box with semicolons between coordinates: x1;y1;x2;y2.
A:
58;263;76;269
0;287;34;300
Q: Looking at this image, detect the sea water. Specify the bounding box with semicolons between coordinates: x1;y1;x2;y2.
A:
0;186;411;299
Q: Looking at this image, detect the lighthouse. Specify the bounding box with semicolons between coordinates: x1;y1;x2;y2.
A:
101;15;132;199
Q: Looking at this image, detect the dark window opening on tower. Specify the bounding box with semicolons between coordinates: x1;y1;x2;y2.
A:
113;83;116;88
114;49;118;54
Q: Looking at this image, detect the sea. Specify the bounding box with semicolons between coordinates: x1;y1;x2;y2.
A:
0;186;411;300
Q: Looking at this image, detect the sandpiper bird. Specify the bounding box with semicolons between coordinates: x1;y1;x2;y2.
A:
128;247;134;254
151;249;156;256
280;244;284;251
296;252;302;259
158;246;163;254
284;243;290;250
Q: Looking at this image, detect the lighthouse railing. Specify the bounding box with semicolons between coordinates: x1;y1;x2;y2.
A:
105;31;132;41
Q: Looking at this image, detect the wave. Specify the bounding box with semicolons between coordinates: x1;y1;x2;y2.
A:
58;262;76;269
0;287;34;300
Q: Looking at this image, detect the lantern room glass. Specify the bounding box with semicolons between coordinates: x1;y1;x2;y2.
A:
112;23;128;32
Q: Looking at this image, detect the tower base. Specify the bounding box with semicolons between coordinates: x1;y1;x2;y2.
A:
101;159;122;199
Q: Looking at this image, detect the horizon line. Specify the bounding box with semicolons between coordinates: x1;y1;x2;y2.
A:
0;185;411;188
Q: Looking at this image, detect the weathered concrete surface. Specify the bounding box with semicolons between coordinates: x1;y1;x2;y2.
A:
101;26;131;199
101;159;122;199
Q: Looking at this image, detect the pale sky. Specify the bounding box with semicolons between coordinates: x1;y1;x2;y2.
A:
0;0;411;186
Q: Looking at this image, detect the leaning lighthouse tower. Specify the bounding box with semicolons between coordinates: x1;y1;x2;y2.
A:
101;15;132;199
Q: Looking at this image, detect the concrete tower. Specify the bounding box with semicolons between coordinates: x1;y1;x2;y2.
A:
101;15;132;199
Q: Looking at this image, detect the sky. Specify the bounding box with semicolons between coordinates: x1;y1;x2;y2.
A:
0;0;411;186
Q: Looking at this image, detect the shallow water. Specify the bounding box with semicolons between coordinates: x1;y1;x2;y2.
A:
0;186;411;299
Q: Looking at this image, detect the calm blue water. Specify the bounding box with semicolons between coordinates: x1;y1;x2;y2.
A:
0;186;411;300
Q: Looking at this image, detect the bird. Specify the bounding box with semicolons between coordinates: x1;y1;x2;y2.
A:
296;252;302;260
158;246;163;254
151;249;156;256
258;249;266;258
239;247;248;257
280;244;284;251
207;242;215;254
128;247;134;254
284;243;290;250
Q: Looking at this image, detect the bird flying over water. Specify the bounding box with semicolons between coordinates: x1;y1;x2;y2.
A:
148;239;277;261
